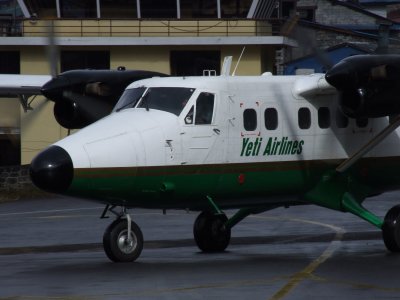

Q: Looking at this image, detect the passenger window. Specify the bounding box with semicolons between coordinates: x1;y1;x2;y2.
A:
336;108;349;128
318;107;330;129
243;109;257;131
195;93;214;125
264;108;278;130
298;107;311;129
356;118;368;128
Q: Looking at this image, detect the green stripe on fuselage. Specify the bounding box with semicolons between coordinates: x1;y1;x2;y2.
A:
67;157;400;209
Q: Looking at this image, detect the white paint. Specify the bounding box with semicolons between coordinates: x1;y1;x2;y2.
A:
0;74;51;94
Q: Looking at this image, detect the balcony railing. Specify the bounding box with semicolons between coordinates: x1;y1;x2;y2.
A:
12;19;280;38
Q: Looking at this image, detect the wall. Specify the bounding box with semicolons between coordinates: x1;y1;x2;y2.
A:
0;165;46;202
315;1;378;25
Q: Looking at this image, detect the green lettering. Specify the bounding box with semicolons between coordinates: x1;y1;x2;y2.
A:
246;142;254;156
255;138;263;156
263;138;272;156
291;141;299;154
240;138;250;156
279;137;287;155
297;140;304;154
273;140;281;155
285;141;293;155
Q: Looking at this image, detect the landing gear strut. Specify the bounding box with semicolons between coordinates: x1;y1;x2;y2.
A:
382;205;400;252
102;206;143;262
193;211;231;252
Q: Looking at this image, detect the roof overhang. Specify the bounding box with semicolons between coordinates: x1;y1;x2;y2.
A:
0;36;298;47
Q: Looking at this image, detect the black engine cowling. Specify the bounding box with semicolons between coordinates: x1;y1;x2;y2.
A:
41;69;168;129
53;98;108;129
326;55;400;118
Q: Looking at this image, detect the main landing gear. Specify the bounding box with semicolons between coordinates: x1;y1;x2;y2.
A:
382;205;400;252
193;211;231;252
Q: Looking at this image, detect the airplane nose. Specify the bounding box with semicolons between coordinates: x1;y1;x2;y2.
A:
30;146;73;193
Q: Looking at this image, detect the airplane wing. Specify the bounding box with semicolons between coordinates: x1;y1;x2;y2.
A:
292;73;337;98
0;74;51;96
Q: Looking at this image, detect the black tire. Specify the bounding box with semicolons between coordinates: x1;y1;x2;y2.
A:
193;211;231;252
103;218;144;262
382;205;400;252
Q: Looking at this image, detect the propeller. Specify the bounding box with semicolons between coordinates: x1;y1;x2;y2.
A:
45;20;59;78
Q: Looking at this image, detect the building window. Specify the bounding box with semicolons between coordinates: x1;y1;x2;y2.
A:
60;51;110;72
281;0;296;18
298;107;311;129
243;109;257;131
170;51;220;76
264;108;278;130
0;51;19;74
60;0;97;18
0;99;20;166
318;107;330;129
0;134;20;166
336;109;349;128
180;0;217;18
297;7;316;22
221;0;253;18
0;52;20;166
100;0;137;18
141;0;176;18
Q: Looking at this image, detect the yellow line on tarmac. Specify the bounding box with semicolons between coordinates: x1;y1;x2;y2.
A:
251;216;345;300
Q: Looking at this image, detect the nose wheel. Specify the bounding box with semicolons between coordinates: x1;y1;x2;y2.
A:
103;218;143;262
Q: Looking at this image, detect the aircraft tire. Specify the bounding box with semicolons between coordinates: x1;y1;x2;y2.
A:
193;211;231;252
103;218;144;262
382;205;400;252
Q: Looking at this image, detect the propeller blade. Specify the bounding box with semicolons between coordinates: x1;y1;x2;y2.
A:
46;21;59;78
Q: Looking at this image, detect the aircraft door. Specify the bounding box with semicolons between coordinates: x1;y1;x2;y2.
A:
180;91;226;164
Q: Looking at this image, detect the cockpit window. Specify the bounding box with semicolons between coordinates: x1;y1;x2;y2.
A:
137;87;195;116
113;87;146;112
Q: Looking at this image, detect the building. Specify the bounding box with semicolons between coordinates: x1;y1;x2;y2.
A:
284;42;373;74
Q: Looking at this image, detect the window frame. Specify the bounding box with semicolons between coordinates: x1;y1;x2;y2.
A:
298;107;311;130
264;107;278;131
243;108;258;132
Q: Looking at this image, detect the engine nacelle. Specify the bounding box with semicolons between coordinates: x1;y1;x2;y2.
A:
339;86;400;119
326;55;400;118
53;99;92;129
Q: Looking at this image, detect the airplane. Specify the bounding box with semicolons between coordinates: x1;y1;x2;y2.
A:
23;54;400;263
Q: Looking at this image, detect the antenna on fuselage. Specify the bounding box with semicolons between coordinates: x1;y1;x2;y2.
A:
221;56;233;76
232;46;246;76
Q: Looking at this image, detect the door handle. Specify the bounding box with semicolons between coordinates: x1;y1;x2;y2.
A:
213;128;221;135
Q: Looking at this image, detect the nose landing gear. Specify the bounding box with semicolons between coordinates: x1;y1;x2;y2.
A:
101;206;143;262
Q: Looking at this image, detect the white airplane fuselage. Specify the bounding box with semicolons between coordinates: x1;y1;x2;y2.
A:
31;74;400;209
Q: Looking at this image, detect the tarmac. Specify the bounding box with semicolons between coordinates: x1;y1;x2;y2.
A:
0;193;400;299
